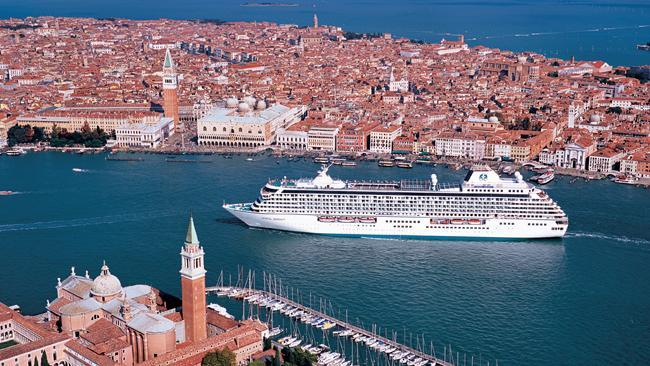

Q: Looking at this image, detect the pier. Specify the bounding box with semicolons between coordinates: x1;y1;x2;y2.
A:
206;284;456;366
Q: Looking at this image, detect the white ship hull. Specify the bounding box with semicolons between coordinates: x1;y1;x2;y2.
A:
224;204;567;239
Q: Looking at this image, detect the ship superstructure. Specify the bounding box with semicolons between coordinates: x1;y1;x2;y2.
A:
224;165;568;239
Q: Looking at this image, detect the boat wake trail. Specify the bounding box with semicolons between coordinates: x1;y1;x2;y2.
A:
566;231;650;246
0;211;179;233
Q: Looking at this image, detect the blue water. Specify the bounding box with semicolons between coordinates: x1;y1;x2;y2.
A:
0;152;649;365
2;0;650;66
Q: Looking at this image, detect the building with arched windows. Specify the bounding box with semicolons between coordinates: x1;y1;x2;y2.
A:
197;102;305;148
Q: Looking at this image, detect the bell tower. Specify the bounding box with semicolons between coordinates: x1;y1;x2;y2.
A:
180;214;207;342
162;48;179;133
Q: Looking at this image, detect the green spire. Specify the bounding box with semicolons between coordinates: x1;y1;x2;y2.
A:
185;213;199;245
163;48;174;69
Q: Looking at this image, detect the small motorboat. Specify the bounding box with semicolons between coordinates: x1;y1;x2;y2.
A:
614;174;638;185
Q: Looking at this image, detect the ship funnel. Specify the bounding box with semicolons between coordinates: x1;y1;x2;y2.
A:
430;174;438;187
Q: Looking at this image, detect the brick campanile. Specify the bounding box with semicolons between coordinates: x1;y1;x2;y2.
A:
162;48;179;133
180;214;207;342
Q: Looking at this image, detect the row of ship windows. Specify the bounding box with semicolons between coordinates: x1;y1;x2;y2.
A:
263;200;558;207
551;227;563;231
426;226;489;230
265;199;553;206
466;189;527;193
499;222;515;225
259;206;559;214
271;195;538;201
528;223;548;226
257;210;558;219
264;205;559;212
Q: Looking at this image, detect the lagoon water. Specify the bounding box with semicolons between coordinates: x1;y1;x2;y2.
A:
3;0;650;66
0;152;649;365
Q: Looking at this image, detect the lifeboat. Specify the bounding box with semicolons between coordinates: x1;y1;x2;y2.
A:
468;219;482;225
337;217;357;223
318;216;336;223
358;217;377;223
450;219;465;225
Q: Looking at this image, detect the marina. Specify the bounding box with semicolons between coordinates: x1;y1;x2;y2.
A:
206;283;456;366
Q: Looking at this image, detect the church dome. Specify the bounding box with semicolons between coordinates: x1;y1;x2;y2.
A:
226;97;238;108
91;262;122;298
488;116;499;123
589;114;601;124
243;96;256;108
238;102;251;113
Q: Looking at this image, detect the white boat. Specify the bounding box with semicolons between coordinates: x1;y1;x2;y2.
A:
537;171;555;185
614;174;638;185
72;168;89;173
288;339;302;348
206;303;235;319
224;165;569;239
5;149;23;156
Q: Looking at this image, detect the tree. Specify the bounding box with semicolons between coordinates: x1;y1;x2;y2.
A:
40;351;50;366
273;347;282;366
280;347;316;366
249;360;265;366
263;337;272;351
33;357;39;366
202;348;236;366
606;106;622;114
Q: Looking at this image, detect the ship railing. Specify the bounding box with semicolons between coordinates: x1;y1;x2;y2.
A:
435;182;461;191
399;179;432;191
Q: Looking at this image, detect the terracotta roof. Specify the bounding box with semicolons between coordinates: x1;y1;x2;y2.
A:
206;309;238;331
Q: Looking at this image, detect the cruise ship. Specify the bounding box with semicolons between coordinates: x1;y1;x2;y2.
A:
223;165;568;239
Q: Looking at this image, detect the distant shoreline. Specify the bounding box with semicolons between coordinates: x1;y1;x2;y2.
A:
240;2;299;7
